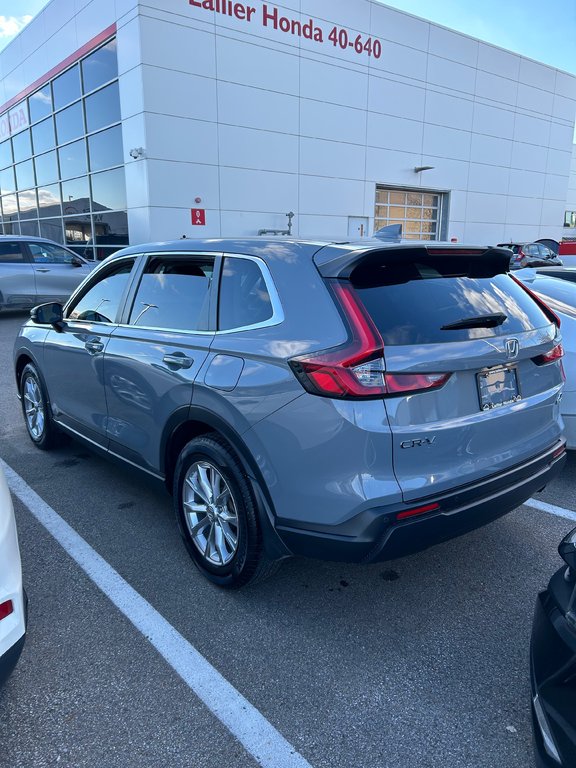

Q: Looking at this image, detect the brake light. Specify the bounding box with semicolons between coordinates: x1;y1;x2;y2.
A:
289;281;451;399
0;600;14;621
533;343;564;366
510;275;561;327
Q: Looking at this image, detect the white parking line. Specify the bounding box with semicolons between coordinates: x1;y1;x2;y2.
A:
524;497;576;523
0;459;313;768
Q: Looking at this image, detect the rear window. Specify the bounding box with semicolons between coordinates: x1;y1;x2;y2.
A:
352;259;551;345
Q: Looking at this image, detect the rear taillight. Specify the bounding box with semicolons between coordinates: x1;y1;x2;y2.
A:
533;343;564;366
510;275;561;327
289;281;386;398
0;600;14;621
289;281;451;399
385;373;451;394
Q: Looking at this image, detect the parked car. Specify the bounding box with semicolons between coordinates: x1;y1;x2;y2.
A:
516;271;576;449
497;242;563;269
0;465;26;686
13;239;566;587
536;267;576;285
536;238;560;255
0;236;95;312
531;526;576;767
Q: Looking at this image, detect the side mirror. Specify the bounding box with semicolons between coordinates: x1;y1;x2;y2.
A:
30;302;65;331
71;255;83;268
559;527;576;571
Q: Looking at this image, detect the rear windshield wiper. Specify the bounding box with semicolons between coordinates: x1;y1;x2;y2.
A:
441;313;507;331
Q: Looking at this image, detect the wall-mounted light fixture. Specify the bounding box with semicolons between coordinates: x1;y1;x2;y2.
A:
414;165;435;173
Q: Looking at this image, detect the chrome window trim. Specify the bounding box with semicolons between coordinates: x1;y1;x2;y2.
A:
217;252;284;334
114;250;284;335
63;254;138;324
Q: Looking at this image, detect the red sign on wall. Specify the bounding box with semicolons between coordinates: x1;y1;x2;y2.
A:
191;208;206;226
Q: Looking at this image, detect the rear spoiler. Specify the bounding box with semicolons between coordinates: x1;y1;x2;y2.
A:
313;244;513;279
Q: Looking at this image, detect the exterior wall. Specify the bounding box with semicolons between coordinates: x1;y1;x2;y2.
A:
566;144;576;228
1;0;575;246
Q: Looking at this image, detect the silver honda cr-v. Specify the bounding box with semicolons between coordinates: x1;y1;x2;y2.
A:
13;239;567;587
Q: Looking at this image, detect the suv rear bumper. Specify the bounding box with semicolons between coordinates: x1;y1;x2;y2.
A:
276;440;567;563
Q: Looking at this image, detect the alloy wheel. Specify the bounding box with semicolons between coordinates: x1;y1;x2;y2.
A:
23;376;45;440
183;461;239;566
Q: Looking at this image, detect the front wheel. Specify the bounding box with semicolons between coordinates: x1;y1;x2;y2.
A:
173;434;280;588
20;363;59;450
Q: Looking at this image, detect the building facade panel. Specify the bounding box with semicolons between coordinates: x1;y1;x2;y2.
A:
0;0;574;251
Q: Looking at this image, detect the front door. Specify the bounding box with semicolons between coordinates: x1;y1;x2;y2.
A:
42;257;136;446
27;241;92;303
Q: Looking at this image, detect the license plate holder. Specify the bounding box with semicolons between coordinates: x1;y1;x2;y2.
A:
477;366;520;411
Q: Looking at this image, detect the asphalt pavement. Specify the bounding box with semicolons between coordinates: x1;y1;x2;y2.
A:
1;309;575;768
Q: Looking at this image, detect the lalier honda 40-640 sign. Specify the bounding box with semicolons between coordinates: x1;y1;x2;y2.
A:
188;0;383;59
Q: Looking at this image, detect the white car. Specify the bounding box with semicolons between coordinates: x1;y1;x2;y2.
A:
0;466;26;686
517;271;576;449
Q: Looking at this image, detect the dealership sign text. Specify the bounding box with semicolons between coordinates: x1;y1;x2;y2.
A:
188;1;382;58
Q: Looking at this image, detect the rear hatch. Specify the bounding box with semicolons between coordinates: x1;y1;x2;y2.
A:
319;245;564;502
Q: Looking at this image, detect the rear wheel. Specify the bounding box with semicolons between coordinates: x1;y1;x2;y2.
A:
20;363;59;450
173;434;280;588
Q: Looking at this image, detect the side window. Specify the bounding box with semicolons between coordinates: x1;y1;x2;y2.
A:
67;259;134;323
218;257;273;331
0;242;27;263
128;255;214;331
29;242;75;264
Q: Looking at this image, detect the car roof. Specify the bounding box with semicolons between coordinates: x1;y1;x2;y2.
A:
108;237;494;264
0;235;74;247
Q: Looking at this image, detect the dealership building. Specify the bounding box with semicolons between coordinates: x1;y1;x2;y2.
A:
0;0;575;258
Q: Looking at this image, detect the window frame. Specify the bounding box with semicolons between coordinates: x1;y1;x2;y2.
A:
119;251;219;334
216;253;283;333
63;255;138;325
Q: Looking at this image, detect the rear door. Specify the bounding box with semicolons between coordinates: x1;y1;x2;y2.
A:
351;250;564;501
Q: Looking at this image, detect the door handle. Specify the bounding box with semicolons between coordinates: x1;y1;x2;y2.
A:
35;268;50;273
163;353;193;369
85;340;104;354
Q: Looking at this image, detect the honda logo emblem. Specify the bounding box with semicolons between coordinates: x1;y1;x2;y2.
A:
505;338;519;359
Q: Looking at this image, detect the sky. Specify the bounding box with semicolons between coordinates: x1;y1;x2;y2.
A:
0;0;575;73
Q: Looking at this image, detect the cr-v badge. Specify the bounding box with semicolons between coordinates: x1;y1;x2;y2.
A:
401;437;437;449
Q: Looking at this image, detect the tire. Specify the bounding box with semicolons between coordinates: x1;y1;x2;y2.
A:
173;434;280;588
20;363;59;450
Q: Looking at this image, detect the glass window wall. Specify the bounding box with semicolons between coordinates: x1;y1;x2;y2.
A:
0;37;127;259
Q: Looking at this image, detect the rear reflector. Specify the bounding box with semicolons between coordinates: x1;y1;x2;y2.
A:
396;503;440;521
553;443;566;459
0;600;14;621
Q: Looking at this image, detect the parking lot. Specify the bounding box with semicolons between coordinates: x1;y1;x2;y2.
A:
1;308;575;768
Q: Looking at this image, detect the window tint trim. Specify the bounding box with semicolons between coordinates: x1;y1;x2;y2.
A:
216;253;284;334
118;251;219;334
63;255;137;324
